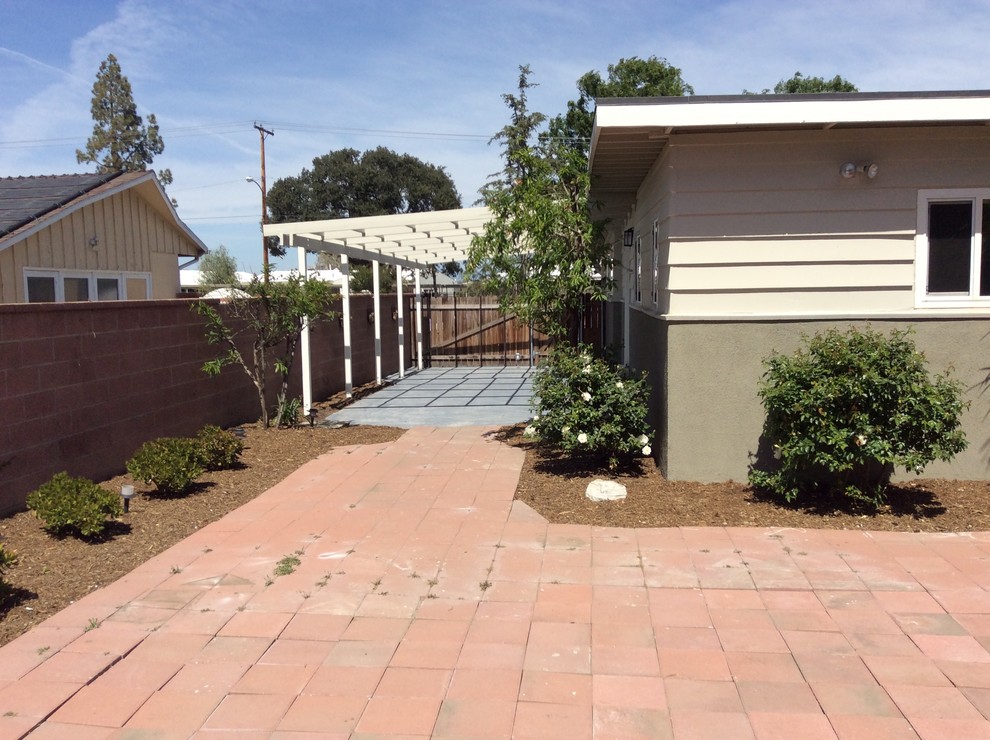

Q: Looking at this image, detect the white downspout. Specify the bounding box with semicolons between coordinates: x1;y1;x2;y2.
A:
415;269;423;371
396;264;405;378
341;254;352;398
297;244;312;413
373;260;382;385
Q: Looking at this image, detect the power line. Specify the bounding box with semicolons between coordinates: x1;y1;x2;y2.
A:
0;119;590;151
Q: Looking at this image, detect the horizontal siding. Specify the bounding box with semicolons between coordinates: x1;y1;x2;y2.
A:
667;287;915;316
625;126;990;317
669;261;913;291
669;236;912;265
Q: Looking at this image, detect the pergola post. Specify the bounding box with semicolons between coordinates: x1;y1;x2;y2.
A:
341;254;352;398
296;243;313;413
372;260;382;385
415;269;423;371
396;264;405;378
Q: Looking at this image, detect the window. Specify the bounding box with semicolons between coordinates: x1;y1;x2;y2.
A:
634;236;642;303
651;220;659;305
23;269;145;303
917;190;990;305
26;275;56;303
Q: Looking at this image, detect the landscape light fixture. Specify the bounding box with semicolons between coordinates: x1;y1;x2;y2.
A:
121;484;135;513
623;228;634;247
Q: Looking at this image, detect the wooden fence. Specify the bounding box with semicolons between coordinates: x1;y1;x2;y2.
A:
422;294;603;366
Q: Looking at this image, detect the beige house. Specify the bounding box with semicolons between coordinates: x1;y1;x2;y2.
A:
590;90;990;482
0;171;206;304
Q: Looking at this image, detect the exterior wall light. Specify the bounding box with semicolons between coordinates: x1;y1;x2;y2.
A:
623;228;634;247
840;162;879;179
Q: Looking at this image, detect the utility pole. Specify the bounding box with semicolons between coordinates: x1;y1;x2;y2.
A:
253;122;274;282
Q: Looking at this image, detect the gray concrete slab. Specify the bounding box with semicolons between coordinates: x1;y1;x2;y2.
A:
324;366;536;428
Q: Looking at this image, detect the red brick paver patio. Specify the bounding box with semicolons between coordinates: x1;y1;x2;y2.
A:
2;426;990;738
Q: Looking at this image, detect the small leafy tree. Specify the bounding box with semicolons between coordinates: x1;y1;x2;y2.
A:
529;344;654;470
76;53;172;188
194;272;337;427
198;245;239;288
749;327;968;507
468;65;611;339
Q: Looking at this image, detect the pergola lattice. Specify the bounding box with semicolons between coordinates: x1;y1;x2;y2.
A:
264;207;494;409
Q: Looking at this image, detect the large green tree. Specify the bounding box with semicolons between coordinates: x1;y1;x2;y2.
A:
76;54;172;187
549;56;693;157
747;71;859;95
469;65;610;339
268;147;461;290
267;147;460;222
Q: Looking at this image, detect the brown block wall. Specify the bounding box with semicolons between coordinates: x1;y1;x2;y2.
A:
0;294;411;515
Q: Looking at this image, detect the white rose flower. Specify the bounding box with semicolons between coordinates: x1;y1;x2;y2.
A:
854;434;866;447
577;432;588;444
562;426;571;435
638;434;649;446
581;391;592;402
524;425;536;436
615;381;624;389
642;445;652;456
773;444;782;460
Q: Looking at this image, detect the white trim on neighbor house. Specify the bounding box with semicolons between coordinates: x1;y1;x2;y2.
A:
24;268;151;303
0;171;207;257
915;188;990;308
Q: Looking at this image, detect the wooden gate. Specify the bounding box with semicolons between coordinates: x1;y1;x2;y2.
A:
419;294;602;367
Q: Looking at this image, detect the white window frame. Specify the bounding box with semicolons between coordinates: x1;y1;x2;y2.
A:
23;268;150;303
651;220;659;306
634;235;642;304
916;189;990;308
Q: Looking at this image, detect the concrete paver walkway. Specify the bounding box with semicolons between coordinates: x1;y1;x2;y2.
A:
326;367;534;428
2;427;990;738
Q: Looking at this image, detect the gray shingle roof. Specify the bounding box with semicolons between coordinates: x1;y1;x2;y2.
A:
0;173;120;237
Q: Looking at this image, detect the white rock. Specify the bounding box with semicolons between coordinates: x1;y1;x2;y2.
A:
585;479;627;502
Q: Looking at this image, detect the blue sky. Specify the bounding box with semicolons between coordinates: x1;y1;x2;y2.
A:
3;0;990;273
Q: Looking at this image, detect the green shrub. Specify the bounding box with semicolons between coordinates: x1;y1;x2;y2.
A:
126;437;204;495
749;327;968;507
0;543;17;593
529;344;654;469
26;472;122;537
195;425;244;471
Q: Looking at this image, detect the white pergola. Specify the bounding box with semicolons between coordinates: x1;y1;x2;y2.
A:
263;206;493;412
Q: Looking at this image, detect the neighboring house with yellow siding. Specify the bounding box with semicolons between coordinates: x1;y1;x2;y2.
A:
0;170;206;304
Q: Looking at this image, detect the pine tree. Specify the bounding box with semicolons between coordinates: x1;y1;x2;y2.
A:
76;54;171;186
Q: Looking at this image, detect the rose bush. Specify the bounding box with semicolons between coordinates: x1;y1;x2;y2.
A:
529;344;654;469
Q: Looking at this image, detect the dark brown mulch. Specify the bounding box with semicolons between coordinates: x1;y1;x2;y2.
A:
496;424;990;533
